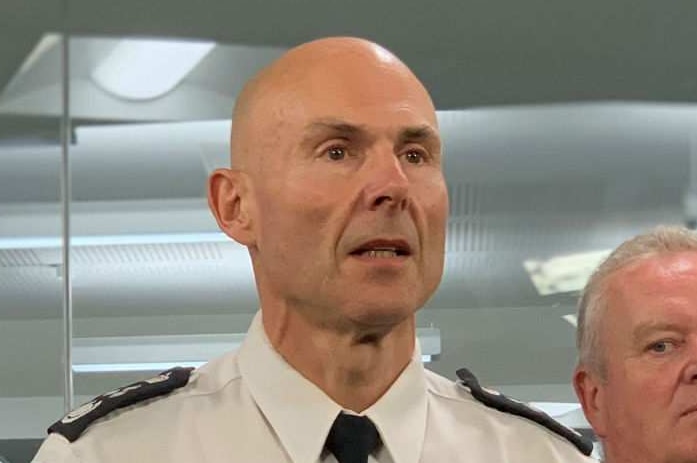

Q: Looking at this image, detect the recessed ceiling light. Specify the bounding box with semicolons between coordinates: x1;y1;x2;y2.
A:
91;38;215;100
523;249;610;295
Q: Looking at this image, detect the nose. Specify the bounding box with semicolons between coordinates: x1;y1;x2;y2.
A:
682;338;697;383
362;149;410;211
684;363;697;384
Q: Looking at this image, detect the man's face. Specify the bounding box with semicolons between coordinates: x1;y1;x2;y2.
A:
592;251;697;463
245;50;448;329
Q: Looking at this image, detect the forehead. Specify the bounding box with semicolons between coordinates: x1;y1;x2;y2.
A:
264;54;437;134
605;251;697;327
613;251;697;288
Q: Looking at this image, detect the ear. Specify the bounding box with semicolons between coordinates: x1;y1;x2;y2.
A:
208;168;256;246
573;366;608;438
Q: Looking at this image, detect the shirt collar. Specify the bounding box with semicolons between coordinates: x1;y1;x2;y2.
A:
238;311;427;463
364;345;428;463
238;312;340;463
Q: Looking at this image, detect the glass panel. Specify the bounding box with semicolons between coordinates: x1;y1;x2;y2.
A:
0;33;65;460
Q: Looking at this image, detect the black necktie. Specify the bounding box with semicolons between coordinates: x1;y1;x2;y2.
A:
325;413;381;463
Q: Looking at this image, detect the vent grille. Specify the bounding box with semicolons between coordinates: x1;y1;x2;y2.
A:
0;249;43;267
0;267;59;289
449;183;482;217
71;242;224;265
0;242;230;268
447;183;487;253
446;180;613;256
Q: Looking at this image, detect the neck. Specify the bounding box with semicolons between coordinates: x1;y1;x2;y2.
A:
262;307;416;412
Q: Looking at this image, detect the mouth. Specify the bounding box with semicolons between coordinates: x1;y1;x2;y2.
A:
349;240;412;258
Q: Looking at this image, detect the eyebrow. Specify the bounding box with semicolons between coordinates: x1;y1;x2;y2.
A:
632;321;685;344
304;119;440;146
397;125;440;145
304;119;365;137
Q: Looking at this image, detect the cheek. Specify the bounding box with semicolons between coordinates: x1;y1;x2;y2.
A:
258;184;335;240
605;367;674;423
638;376;678;412
285;168;357;218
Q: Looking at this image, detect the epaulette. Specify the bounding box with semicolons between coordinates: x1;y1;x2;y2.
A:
456;367;593;456
48;366;193;442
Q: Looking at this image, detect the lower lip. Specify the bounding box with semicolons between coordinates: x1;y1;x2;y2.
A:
349;253;410;264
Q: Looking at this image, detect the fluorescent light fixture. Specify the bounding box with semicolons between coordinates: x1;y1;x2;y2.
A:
73;333;244;374
92;38;215;100
72;361;207;373
529;401;581;418
528;402;591;433
416;327;441;363
523;249;611;295
0;232;230;250
562;314;578;327
73;328;441;373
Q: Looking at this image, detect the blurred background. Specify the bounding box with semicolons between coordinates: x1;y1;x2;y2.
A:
4;1;697;460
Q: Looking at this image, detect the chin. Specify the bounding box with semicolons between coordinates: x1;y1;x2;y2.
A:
344;300;416;328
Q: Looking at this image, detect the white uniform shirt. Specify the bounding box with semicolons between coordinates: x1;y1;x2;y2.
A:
33;313;597;462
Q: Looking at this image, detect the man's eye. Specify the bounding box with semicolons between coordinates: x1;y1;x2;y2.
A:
649;340;676;354
325;146;347;161
404;150;425;164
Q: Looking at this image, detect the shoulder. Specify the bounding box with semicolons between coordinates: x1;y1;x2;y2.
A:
40;351;243;449
424;367;594;458
32;433;77;463
48;366;194;443
32;367;197;463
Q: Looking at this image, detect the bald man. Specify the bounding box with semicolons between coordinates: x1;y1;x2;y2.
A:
33;37;595;463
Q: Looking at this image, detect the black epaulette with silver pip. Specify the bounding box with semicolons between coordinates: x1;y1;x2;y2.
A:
456;367;593;456
49;366;193;442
